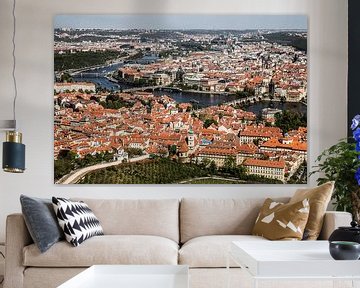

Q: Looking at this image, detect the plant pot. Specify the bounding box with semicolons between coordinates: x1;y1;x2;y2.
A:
329;241;360;260
329;221;360;244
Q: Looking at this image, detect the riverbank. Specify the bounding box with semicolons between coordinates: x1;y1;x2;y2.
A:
71;61;307;114
95;76;305;106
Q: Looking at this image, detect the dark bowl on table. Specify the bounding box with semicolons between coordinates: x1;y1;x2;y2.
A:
329;241;360;260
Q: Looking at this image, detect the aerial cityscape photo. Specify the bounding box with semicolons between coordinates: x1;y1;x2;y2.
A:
54;15;308;184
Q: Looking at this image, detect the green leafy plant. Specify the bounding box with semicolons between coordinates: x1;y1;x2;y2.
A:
311;114;360;222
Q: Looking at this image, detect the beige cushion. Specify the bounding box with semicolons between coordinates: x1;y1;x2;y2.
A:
252;198;310;240
24;268;86;288
319;211;352;240
290;181;334;240
72;198;179;243
179;235;267;268
189;268;247;288
180;198;289;243
23;235;178;267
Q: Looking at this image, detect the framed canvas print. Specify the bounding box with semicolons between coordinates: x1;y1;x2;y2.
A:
54;14;307;184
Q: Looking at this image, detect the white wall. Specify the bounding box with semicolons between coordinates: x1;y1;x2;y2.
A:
0;0;348;242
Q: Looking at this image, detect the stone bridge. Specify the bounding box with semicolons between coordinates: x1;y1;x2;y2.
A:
122;86;183;93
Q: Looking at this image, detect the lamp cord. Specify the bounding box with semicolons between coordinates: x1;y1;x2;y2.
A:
11;0;18;129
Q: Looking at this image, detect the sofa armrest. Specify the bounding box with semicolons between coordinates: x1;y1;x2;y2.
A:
4;214;33;288
318;211;352;240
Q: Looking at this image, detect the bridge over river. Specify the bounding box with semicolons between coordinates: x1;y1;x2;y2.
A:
122;86;183;93
222;96;307;108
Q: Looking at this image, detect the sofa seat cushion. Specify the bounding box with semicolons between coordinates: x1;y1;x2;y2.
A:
23;235;179;267
179;235;267;268
180;198;289;243
72;199;180;243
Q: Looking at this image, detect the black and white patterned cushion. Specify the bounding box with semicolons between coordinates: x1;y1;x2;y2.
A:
52;197;104;247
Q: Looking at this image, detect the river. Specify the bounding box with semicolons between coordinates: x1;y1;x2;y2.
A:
73;61;306;114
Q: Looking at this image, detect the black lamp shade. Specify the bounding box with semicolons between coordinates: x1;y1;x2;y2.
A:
3;141;25;173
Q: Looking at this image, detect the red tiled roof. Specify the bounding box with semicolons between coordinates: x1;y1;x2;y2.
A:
261;138;307;152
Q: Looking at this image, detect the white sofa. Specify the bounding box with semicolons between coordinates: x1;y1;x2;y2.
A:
4;198;352;288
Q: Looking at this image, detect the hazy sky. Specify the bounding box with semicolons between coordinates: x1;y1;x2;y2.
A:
54;15;307;30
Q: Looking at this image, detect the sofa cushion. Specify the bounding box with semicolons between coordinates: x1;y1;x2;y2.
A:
290;181;334;240
180;198;289;243
72;199;179;243
24;268;86;288
252;198;310;240
23;235;178;267
179;235;267;268
20;195;64;253
52;197;104;247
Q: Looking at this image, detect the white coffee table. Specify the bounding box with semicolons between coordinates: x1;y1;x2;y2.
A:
58;265;189;288
228;241;360;288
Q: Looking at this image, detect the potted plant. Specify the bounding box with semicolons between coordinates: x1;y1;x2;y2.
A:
310;115;360;222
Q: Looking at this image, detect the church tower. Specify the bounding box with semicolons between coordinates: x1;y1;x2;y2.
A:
187;127;195;150
269;79;275;96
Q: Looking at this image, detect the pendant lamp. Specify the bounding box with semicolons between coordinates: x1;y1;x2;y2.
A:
1;0;26;173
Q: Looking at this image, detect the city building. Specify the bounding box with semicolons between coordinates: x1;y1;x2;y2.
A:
243;158;286;182
54;82;96;93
